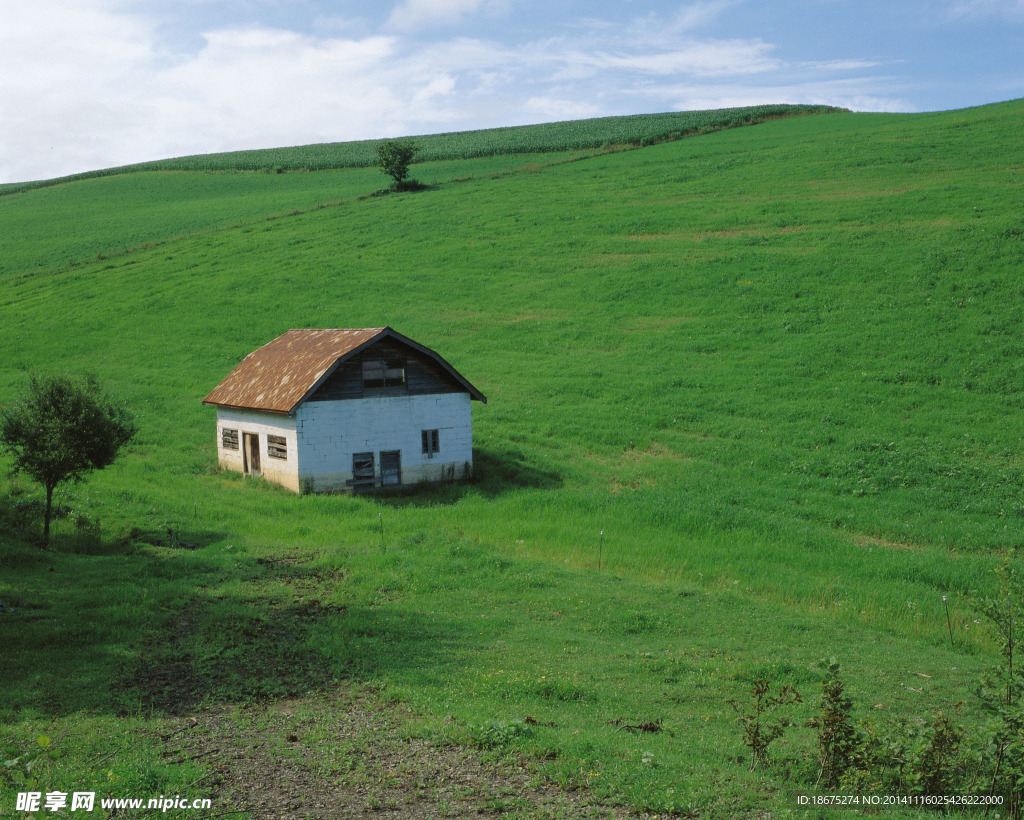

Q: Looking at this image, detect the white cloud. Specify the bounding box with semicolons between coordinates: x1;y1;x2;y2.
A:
0;0;161;181
658;80;914;114
154;28;402;150
624;0;740;43
0;0;913;183
524;95;605;120
590;39;780;77
386;0;491;30
803;59;886;72
949;0;1024;19
410;73;458;110
668;1;742;32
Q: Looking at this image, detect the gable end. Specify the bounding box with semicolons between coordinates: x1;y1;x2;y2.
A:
308;338;469;402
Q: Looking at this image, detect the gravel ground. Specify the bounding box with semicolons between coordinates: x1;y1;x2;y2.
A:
160;688;651;820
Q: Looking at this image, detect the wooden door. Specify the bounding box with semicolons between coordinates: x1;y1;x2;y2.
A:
243;433;261;476
380;450;401;486
351;452;375;489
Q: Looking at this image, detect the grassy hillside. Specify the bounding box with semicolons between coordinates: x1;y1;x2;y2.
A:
1;100;1023;817
0;105;839;279
0;104;839;194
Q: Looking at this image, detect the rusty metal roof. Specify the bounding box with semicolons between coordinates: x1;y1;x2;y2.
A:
203;327;485;414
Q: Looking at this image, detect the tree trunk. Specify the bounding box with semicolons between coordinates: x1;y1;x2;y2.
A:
43;483;53;548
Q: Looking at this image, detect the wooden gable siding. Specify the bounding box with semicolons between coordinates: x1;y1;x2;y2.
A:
307;339;464;403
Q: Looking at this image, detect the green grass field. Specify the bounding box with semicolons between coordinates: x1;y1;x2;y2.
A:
1;100;1023;817
0;104;839;195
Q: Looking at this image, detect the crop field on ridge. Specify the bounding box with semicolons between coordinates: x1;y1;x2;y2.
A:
1;101;1022;817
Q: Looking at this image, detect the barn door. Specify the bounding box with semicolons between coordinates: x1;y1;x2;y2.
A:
243;433;261;476
380;450;401;486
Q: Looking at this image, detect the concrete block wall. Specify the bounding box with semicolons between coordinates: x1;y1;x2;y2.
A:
295;393;473;492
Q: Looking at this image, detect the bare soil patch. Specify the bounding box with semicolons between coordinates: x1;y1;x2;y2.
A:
854;534;923;552
159;688;648;819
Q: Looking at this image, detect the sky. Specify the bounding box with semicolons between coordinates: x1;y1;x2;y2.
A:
2;0;1023;183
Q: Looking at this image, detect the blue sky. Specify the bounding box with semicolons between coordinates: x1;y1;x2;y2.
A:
3;0;1023;183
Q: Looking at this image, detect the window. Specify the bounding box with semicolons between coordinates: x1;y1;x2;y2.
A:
222;428;239;450
267;435;287;460
421;429;440;456
362;359;406;388
352;452;375;487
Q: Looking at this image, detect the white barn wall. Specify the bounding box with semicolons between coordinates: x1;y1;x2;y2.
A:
215;407;300;492
296;393;473;492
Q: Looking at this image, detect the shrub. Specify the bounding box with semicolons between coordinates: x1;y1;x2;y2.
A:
972;558;1024;815
905;711;964;797
727;678;801;770
806;658;859;788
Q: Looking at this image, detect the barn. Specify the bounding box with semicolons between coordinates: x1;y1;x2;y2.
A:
202;328;486;493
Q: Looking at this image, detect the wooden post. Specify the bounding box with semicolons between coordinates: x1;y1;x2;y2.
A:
943;595;954;650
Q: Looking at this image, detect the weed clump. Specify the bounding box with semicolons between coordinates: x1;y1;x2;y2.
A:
740;621;1022;816
727;678;801;770
473;719;534;748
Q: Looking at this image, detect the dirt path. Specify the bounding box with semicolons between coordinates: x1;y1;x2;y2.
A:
160;687;648;819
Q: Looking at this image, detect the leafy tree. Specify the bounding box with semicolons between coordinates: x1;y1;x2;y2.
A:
376;139;419;190
1;373;136;546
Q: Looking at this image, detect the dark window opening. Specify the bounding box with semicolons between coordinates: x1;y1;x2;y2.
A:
352;452;375;487
363;359;406;388
421;429;440;456
267;435;287;460
222;428;239;450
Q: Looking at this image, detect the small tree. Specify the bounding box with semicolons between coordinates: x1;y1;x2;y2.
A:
376;139;419;190
807;658;859;787
1;373;136;547
974;556;1023;707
